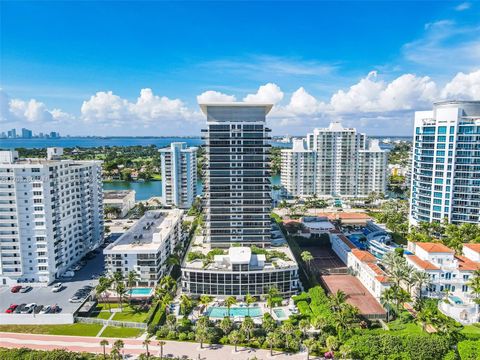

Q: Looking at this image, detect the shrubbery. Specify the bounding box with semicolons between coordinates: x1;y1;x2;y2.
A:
458;340;480;360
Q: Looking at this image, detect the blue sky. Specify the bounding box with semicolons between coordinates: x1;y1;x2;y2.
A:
1;1;480;136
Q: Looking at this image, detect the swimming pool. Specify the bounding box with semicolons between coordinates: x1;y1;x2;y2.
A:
273;308;287;318
449;296;463;305
129;287;154;296
207;306;262;318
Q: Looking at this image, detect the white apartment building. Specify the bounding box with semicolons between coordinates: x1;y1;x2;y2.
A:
159;142;197;209
280;139;316;197
104;190;136;218
281;122;387;198
410;100;480;226
0;148;103;285
406;242;480;324
104;209;183;286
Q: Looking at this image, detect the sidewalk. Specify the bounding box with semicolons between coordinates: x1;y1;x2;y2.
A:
0;332;316;359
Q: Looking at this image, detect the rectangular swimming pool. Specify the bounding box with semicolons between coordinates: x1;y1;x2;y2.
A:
273;308;287;318
129;287;153;296
207;306;262;318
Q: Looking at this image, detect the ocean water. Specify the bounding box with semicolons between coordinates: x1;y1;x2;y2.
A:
0;137;291;149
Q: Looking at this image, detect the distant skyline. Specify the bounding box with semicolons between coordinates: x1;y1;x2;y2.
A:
1;1;479;136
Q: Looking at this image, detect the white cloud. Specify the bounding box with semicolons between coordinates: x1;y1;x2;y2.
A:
329;71;437;113
441;69;480;99
8;98;54;123
81;89;199;128
455;2;471;11
284;87;326;115
243;83;284;104
196;90;236;103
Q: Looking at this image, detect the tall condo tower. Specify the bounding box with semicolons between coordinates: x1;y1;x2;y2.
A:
410;100;480;226
200;103;272;247
159;142;197;209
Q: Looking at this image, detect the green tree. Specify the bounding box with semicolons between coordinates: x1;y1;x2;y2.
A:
157;340;166;360
267;286;280;314
241;316;255;342
225;296;237;317
244;293;256;317
99;339;109;359
142;337;151;359
126;270;139;303
219;316;233;335
228;330;244;352
303;338;316;360
301;251;314;272
179;294;192;316
265;332;276;356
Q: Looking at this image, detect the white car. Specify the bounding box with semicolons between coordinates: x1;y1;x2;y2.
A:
22;303;36;314
52;283;64;292
39;306;51;314
69;296;82;303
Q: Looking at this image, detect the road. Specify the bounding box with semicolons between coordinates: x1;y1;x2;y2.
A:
0;332;315;359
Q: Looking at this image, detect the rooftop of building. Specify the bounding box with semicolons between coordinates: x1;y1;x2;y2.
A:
413;242;455;254
406;254;440;271
104;209;182;253
463;244;480;253
104;190;135;200
351;248;377;263
198;102;273;116
159;142;198;153
183;235;297;271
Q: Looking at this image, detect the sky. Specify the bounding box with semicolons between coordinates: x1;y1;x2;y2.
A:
1;1;480;136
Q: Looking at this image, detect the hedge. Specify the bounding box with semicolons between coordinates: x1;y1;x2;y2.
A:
458;340;480;360
148;303;167;334
296;301;312;317
292;292;310;304
145;300;161;325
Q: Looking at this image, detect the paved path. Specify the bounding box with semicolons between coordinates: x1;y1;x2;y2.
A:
0;332;316;359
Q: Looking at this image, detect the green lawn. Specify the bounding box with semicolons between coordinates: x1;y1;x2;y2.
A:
461;325;480;339
100;326;144;338
0;323;102;337
93;311;112;320
111;305;150;323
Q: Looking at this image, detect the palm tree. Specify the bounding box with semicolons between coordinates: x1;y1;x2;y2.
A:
113;339;124;360
241;316;255;342
157;340;166;360
267;286;280;314
166;314;177;333
281;321;295;336
115;282;127;311
244;293;256;317
225;296;237;317
265;332;276;356
301;251;314;272
179;294;192;316
380;287;395;322
99;339;109;359
142;337;151;359
262;313;276;333
219;316;232;335
411;270;431;300
299;319;310;337
195;327;209;349
228;330;243;352
330;290;347;312
127;270;139;304
303;338;316;360
199;295;213;310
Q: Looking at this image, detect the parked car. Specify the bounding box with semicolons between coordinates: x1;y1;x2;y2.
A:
50;304;61;313
73;265;82;271
10;285;22;293
69;296;82;303
39;305;51;314
14;304;26;313
5;304;18;313
20;286;32;293
34;305;44;314
62;270;75;278
21;303;36;314
52;283;64;292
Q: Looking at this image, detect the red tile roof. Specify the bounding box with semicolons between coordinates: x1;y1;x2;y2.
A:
455;255;480;271
337;234;357;250
406;255;440;271
463;244;480;253
351;249;376;263
414;242;455;254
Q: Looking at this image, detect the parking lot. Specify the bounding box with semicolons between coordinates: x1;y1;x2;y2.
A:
0;248;106;315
